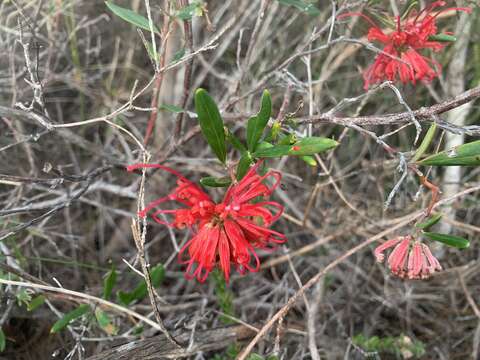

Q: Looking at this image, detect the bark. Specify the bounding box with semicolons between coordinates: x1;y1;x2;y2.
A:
85;325;256;360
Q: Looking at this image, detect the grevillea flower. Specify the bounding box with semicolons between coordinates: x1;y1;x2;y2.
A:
342;2;471;89
127;162;286;283
374;235;442;279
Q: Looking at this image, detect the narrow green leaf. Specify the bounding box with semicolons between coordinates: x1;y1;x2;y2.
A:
16;289;31;306
289;137;339;156
415;213;442;230
418;140;480;166
117;264;165;306
50;304;90;333
246;90;272;152
226;344;241;358
428;34;456;42
212;269;235;324
277;0;320;16
195;89;227;164
176;1;203;20
253;144;291;158
0;328;5;352
143;41;156;61
253;137;338;158
171;48;186;63
301;155;317;167
95;308;118;335
105;1;160;33
246;354;265;360
226;129;247;153
423;232;470;249
117;292;133;307
368;8;396;28
266;356;279;360
412;123;437;163
256;141;274;151
200;176;232;188
27;295;45;312
103;267;117;300
277;133;296;145
133;325;144;335
159;104;184;113
400;1;419;20
237;152;254;180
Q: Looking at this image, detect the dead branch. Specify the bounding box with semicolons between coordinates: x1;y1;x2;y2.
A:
85;325;256;360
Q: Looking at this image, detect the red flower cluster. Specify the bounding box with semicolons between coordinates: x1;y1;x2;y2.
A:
374;235;442;279
343;2;471;89
127;162;286;283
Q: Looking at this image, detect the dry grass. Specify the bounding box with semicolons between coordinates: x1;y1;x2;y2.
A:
0;1;479;359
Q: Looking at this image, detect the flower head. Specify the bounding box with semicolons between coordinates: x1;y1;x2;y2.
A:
127;162;286;283
374;235;442;279
341;2;471;88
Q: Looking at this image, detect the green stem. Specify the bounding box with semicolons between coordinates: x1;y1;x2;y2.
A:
412;123;437;163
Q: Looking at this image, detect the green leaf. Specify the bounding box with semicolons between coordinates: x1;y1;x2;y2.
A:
256;141;274;151
400;0;419;20
0;328;5;352
411;123;437;163
246;354;265;360
253;137;338;158
212;269;235;324
200;176;232;188
144;41;157;60
16;289;31;306
418;140;480;166
246;90;272;152
415;213;442;230
253;144;291;158
226;129;247;153
277;133;296;145
50;304;90;333
428;34;456;42
176;1;203;20
237;152;254;180
103;267;117;300
195;89;227;164
95;308;118;335
117;264;165;306
367;9;395;27
423;232;470;249
289;137;339;155
301;155;317;166
159;103;184;113
133;325;144;335
226;344;241;358
105;1;160;33
171;48;186;63
277;0;320;16
117;291;131;306
27;295;45;311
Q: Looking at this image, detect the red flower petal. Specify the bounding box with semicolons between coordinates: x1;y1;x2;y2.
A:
218;228;232;283
374;237;402;263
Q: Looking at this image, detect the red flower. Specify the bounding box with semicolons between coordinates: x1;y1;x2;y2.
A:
342;2;471;89
127;162;286;282
374;235;442;279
